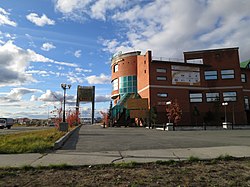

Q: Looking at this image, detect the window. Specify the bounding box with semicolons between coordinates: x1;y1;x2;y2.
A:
206;92;219;102
157;93;168;98
114;64;118;72
189;93;203;103
112;79;118;91
156;68;166;73
204;71;218;80
223;91;237;101
186;58;203;64
119;76;137;94
244;96;249;110
241;73;246;83
157;76;167;81
221;69;234;79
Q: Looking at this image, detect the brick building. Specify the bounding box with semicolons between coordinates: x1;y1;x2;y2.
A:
111;48;250;125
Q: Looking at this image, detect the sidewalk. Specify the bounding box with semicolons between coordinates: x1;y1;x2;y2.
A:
0;146;250;167
1;125;250;167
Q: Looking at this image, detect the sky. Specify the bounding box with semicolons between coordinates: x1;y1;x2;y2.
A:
0;0;250;119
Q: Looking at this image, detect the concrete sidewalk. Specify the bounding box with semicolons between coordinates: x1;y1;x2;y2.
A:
1;125;250;167
0;146;250;167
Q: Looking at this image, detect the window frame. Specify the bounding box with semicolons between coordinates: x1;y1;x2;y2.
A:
112;78;118;91
241;73;247;83
221;69;235;79
223;91;237;102
206;92;220;102
156;68;167;73
157;93;168;98
114;64;118;73
204;70;218;80
244;96;249;110
189;93;203;103
156;76;167;81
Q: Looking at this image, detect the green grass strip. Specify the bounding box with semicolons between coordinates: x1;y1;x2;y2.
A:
0;129;66;154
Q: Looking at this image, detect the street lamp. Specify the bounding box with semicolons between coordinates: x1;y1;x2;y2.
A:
61;83;71;122
166;101;172;123
222;102;228;124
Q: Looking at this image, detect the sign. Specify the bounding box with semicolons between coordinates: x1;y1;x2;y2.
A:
171;65;200;86
126;98;148;110
77;86;94;102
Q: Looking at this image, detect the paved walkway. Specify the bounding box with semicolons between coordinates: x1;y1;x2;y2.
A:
1;125;250;167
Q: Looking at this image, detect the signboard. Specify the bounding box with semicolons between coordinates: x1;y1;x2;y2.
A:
77;86;94;102
171;65;200;86
126;98;148;110
130;109;148;118
76;85;95;124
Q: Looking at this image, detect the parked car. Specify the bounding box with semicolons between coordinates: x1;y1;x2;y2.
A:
0;118;14;129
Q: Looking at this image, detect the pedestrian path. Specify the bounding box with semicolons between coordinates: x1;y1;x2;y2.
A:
1;125;250;167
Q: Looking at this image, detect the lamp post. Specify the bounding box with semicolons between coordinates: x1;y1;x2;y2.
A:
166;101;174;131
166;101;172;123
61;83;71;122
222;102;228;123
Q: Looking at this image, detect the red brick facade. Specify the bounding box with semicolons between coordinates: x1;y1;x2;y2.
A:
111;48;250;125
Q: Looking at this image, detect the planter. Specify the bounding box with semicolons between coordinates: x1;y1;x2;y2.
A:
166;123;174;131
222;122;232;129
59;122;68;132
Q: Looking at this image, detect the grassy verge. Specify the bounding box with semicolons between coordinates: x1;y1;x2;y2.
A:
0;128;66;154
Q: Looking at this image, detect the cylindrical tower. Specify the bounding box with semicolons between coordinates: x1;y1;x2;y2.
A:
111;51;141;105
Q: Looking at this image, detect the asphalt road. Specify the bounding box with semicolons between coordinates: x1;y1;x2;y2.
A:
59;125;250;153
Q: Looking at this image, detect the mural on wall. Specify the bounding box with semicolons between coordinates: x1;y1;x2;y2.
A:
171;65;201;86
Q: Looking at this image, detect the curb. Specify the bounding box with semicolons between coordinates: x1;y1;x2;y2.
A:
54;124;82;150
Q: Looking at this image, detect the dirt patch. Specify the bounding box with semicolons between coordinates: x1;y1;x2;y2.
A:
0;158;250;187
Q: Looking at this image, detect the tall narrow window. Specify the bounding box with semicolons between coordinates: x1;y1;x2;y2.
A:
241;73;246;82
221;70;235;79
114;64;118;72
244;96;249;110
112;79;118;91
189;93;203;103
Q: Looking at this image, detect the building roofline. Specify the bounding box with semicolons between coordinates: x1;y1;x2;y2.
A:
183;47;239;54
151;60;211;67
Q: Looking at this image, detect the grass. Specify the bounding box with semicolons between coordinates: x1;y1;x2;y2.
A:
0;128;66;154
113;161;140;168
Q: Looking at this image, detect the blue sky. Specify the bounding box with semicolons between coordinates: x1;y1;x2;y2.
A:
0;0;250;119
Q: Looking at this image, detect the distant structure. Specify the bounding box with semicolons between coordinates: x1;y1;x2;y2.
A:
76;85;95;124
110;48;250;126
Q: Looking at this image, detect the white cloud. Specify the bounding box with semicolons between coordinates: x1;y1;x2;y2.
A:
95;95;110;102
0;87;42;103
74;50;81;58
26;13;55;27
41;42;56;51
102;0;250;61
54;0;129;21
90;0;127;20
39;90;62;102
7;87;42;100
75;67;92;73
0;7;17;27
85;73;110;84
0;40;78;87
30;95;38;102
